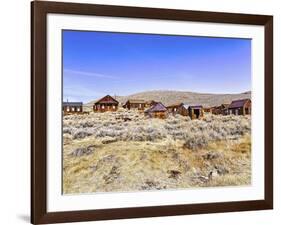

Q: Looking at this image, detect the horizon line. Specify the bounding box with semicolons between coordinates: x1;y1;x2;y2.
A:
63;89;251;104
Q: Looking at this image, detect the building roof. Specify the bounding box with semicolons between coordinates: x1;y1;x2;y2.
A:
221;103;230;108
145;102;167;113
182;104;189;110
63;102;83;107
125;99;146;104
166;103;183;108
146;100;157;105
95;95;119;104
228;99;251;109
188;105;203;109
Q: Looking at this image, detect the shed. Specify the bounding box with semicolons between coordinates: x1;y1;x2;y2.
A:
123;99;146;110
228;99;251;115
212;103;230;115
63;102;83;114
145;100;158;108
188;105;204;119
93;95;119;112
144;102;168;119
220;103;230;115
167;103;189;116
203;107;213;114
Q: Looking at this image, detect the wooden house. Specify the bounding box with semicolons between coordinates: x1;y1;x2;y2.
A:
93;95;119;112
123;99;146;110
188;105;204;119
145;100;157;108
228;99;251;115
212;104;230;115
63;102;83;114
144;102;168;119
211;106;220;115
220;103;230;115
166;103;189;116
203;107;213;114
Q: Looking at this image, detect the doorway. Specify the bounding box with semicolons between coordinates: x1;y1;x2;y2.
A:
194;109;200;118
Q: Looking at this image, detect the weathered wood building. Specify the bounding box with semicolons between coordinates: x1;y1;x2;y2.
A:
145;100;158;108
188;105;204;119
212;104;230;115
166;103;189;116
63;102;83;114
123;99;146;110
203;107;213;114
220;103;230;115
144;102;168;119
93;95;119;112
228;99;251;115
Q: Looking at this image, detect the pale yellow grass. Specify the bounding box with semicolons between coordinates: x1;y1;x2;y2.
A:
63;134;251;194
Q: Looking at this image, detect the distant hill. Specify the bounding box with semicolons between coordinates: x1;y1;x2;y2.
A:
84;90;251;110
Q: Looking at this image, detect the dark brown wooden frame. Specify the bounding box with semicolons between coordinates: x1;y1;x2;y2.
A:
31;1;273;224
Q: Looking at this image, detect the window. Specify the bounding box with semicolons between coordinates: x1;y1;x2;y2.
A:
113;105;115;109
77;108;80;112
66;107;70;112
71;107;75;112
102;105;105;109
174;108;177;112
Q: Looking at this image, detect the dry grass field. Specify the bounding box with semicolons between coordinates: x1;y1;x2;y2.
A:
63;110;251;194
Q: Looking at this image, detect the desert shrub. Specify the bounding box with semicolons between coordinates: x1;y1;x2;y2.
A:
181;115;251;149
133;126;146;133
123;122;129;127
128;130;149;141
191;120;208;131
78;120;94;128
174;114;185;119
183;131;210;150
184;116;191;122
125;125;166;142
164;116;185;131
128;132;145;141
169;129;188;140
72;128;96;139
166;118;180;125
144;127;167;141
95;127;123;139
203;114;215;123
63;127;72;135
108;124;124;131
239;117;251;133
101;137;118;144
164;123;174;131
63;111;251;147
102;121;116;127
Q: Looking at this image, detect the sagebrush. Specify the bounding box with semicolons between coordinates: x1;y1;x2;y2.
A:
63;111;250;150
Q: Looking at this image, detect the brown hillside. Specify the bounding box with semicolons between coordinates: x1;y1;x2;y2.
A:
84;90;251;110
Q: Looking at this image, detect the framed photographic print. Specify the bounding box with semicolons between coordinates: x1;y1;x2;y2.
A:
31;1;273;224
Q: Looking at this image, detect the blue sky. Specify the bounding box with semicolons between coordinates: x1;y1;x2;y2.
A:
63;30;251;103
